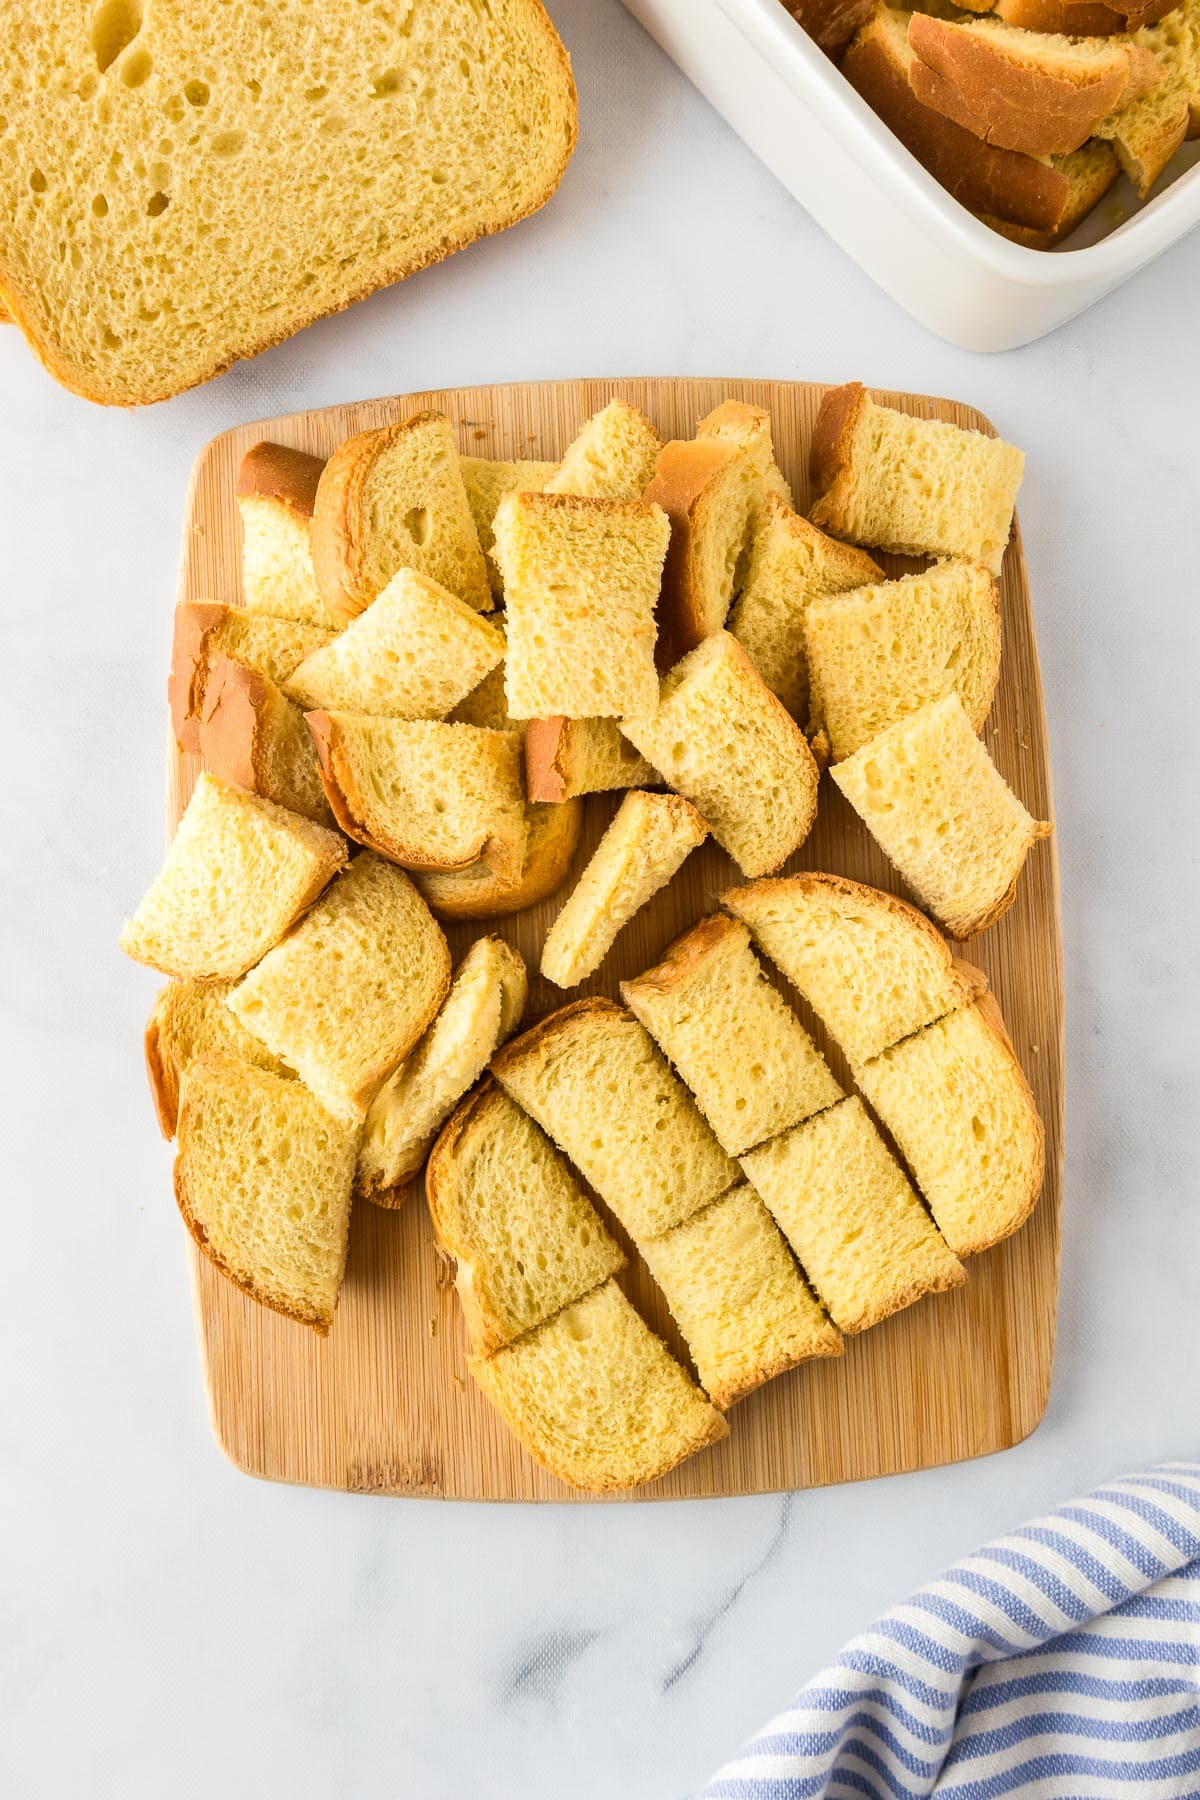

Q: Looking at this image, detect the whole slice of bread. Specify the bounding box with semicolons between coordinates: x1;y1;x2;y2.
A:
978;139;1120;246
311;412;491;623
168;602;332;754
1094;65;1190;192
198;656;334;827
227;852;450;1121
622;915;842;1157
524;717;655;804
413;798;582;921
492;998;740;1241
236;443;334;628
426;1078;625;1355
721;872;986;1066
641;1184;843;1409
461;456;558;596
742;1097;965;1333
357;937;528;1204
119;773;347;980
307;713;528;882
144;979;292;1139
996;0;1176;34
540;791;709;989
0;1;576;405
643;436;765;659
470;1279;727;1493
174;1058;357;1334
1137;0;1200;137
493;491;668;720
853;996;1045;1257
544;400;663;500
696;400;793;508
620;631;820;879
832;694;1052;938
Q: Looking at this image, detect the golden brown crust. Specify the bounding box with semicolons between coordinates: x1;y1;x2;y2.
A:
995;0;1174;31
643;436;744;661
490;995;625;1085
144;1009;178;1140
168;602;227;754
620;912;742;1009
235;441;325;516
709;1326;842;1411
310;412;446;624
809;382;867;497
523;717;575;804
413;800;583;921
840;1255;967;1335
196;656;265;794
956;992;1046;1254
978;143;1120;245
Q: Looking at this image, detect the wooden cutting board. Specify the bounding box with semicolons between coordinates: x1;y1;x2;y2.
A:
170;376;1063;1503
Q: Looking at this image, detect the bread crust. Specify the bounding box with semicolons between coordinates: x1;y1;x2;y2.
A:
995;0;1175;31
523;717;577;805
809;382;867;500
643;436;746;661
413;799;582;921
978;141;1119;246
168;601;228;754
144;1009;179;1141
236;441;325;517
621;912;744;1009
948;992;1046;1254
786;0;877;53
196;656;267;794
424;1077;530;1355
491;995;626;1086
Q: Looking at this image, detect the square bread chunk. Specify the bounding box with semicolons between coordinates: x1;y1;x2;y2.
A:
524;716;655;804
460;455;558;596
198;657;334;828
236;442;334;628
168;601;333;754
543;400;662;501
644;435;765;657
696;399;793;508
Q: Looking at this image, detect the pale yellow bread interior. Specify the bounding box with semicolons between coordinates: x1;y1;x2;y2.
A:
144;977;292;1139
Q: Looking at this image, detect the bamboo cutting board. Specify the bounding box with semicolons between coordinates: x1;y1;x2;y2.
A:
170;377;1063;1503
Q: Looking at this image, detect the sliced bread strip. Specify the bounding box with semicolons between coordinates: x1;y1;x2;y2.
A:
413;798;582;921
620;631;820;879
1094;66;1190;193
471;1279;727;1493
696;399;793;507
643;436;765;658
357;937;528;1204
461;456;558;596
621;915;842;1157
236;442;334;628
145;980;292;1139
995;0;1177;35
168;601;332;754
742;1096;965;1333
524;717;655;804
978;139;1120;247
544;400;663;500
198;656;334;827
540;791;709;989
853;996;1045;1257
228;853;451;1121
640;1184;843;1409
832;694;1052;939
119;773;347;981
426;1078;625;1355
1137;0;1200;137
492;998;740;1241
175;1058;357;1335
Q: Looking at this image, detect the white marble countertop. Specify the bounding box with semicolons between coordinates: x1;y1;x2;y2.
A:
4;3;1199;1795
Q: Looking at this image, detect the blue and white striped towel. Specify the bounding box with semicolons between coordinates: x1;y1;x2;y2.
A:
699;1462;1200;1799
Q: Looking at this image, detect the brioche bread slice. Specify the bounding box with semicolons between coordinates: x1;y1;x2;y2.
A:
978;140;1120;247
168;602;332;754
198;657;334;828
544;400;663;500
145;979;292;1139
996;0;1177;35
426;1078;625;1355
643;436;765;658
236;443;334;628
1137;0;1200;137
471;1279;727;1493
832;695;1051;938
853;996;1045;1257
722;872;985;1066
620;631;820;879
174;1058;357;1335
311;413;491;623
461;456;558;596
492;999;740;1240
120;773;347;980
696;400;793;507
540;792;708;989
742;1097;965;1333
358;937;528;1204
228;853;450;1121
805;560;1001;761
524;717;655;804
493;491;668;720
413;798;582;921
622;915;842;1157
1094;66;1190;193
810;381;1025;574
308;713;528;882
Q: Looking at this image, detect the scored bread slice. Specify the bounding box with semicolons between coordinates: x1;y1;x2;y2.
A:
144;979;293;1139
307;713;528;882
461;456;558;597
119;773;347;980
809;380;1025;574
357;937;528;1204
622;915;842;1157
832;694;1052;939
168;601;332;754
413;797;582;921
470;1278;727;1493
721;872;986;1066
995;0;1177;35
540;791;709;989
620;631;820;879
544;400;663;500
426;1078;625;1355
805;559;1002;761
236;443;335;628
1094;66;1190;193
492;998;740;1241
1136;0;1200;138
643;436;765;659
198;656;334;827
174;1057;357;1334
978;139;1120;247
853;995;1045;1257
696;400;793;508
311;412;491;623
741;1096;966;1333
493;491;668;719
524;717;655;804
227;852;450;1121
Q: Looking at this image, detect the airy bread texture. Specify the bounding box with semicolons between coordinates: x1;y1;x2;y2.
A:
175;1057;357;1334
622;915;842;1157
544;400;662;500
853;997;1045;1257
524;716;655;804
640;1184;843;1409
492;998;740;1241
413;798;582;921
805;559;1002;761
620;631;820;879
285;568;504;718
493;491;668;720
696;400;793;508
644;436;765;658
0;2;576;405
722;872;985;1066
308;713;528;883
198;656;334;827
832;694;1052;938
1137;0;1200;136
357;936;527;1204
449;655;522;732
236;443;335;628
470;1278;727;1493
742;1096;966;1333
461;457;558;597
426;1078;625;1356
144;978;292;1139
120;773;346;980
168;601;332;754
1094;64;1190;192
810;382;1025;574
227;852;450;1121
540;791;709;989
311;413;491;623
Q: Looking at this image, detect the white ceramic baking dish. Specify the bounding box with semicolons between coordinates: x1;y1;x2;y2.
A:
622;0;1200;350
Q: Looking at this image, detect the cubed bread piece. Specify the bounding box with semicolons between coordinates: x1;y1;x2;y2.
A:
544;400;663;500
643;436;765;658
461;456;558;596
1136;0;1200;137
996;0;1176;36
524;717;655;804
413;798;583;921
696;399;793;507
145;980;293;1139
198;657;334;827
236;442;335;628
168;601;333;754
1094;66;1190;194
977;141;1119;248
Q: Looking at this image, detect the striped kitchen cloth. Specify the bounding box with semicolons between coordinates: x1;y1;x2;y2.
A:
699;1462;1200;1799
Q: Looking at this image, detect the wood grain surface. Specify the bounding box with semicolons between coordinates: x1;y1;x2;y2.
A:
168;376;1064;1503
